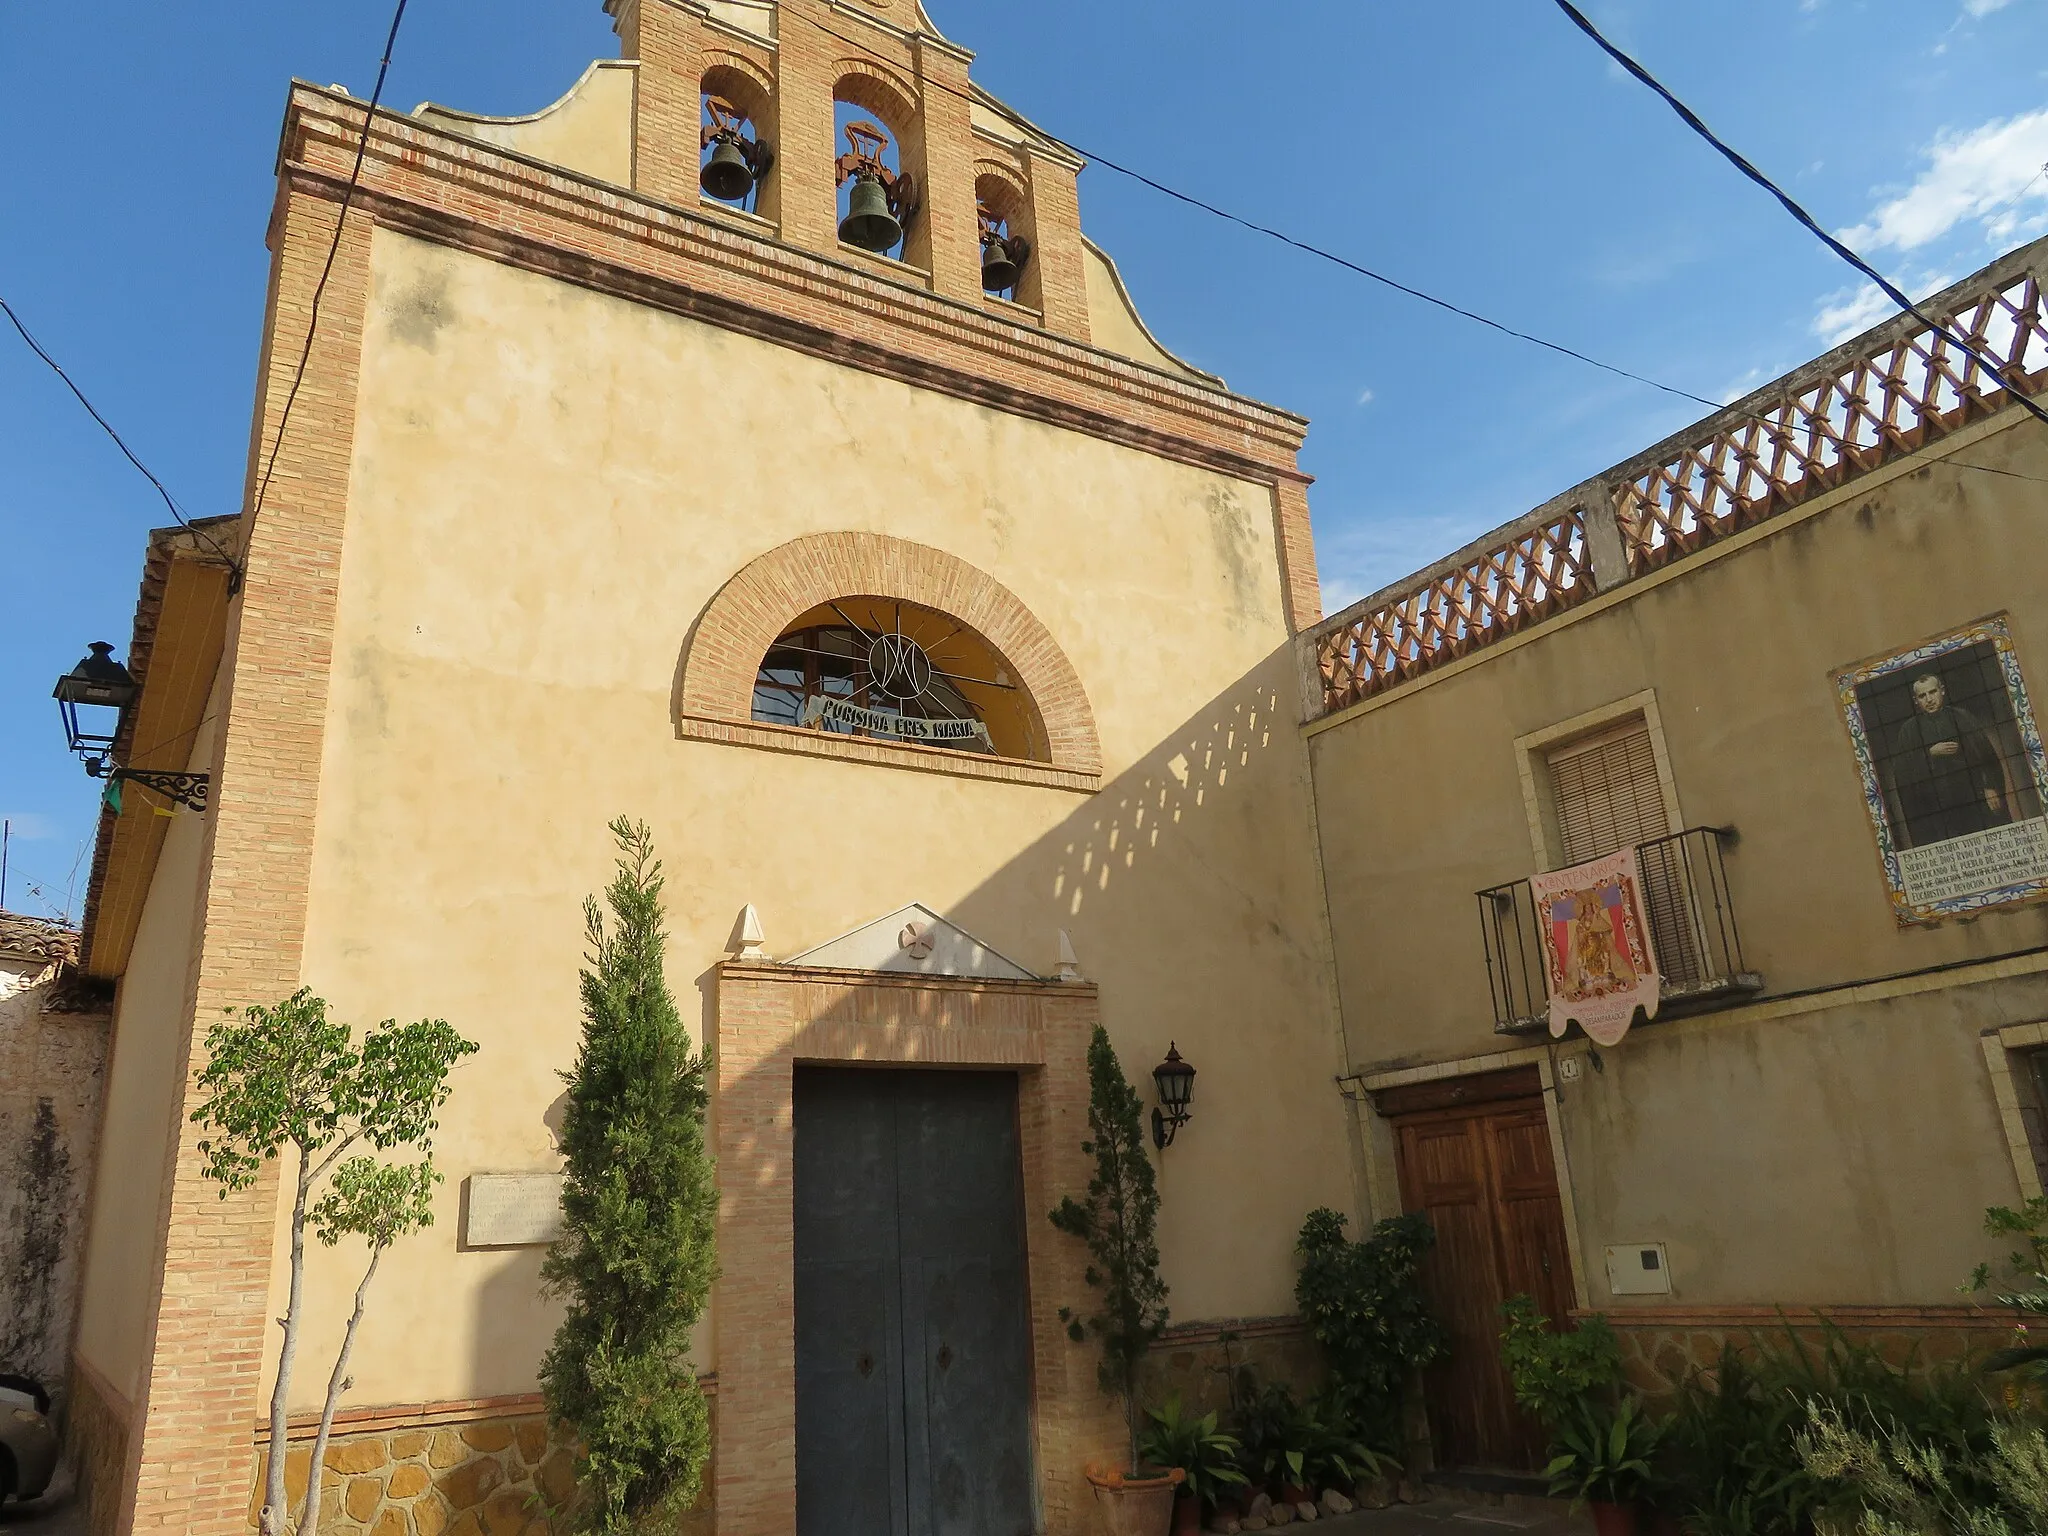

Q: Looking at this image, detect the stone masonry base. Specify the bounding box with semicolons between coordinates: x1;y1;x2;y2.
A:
245;1400;713;1536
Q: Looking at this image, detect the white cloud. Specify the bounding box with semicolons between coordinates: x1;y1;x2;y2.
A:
1356;388;1375;407
0;813;59;842
1813;284;1897;343
1964;0;2017;15
1319;577;1367;617
1718;365;1772;406
1811;269;1956;344
1840;108;2048;252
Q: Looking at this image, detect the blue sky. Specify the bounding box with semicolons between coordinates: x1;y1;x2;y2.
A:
3;0;2045;920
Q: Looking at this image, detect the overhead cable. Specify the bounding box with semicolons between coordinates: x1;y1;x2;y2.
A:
791;7;2048;490
248;0;412;531
1547;0;2048;430
787;8;1723;411
0;297;246;581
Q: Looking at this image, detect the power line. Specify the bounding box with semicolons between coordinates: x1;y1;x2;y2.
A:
788;8;1722;412
248;0;411;531
792;6;2048;494
0;297;245;582
1547;0;2048;431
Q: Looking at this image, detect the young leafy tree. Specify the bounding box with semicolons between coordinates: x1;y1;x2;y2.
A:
540;818;718;1534
190;989;477;1536
1051;1023;1170;1476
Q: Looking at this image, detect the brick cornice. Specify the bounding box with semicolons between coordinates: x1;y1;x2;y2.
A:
278;86;1310;483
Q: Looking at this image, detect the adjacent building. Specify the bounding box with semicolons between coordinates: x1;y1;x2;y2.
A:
1303;250;2048;1470
0;913;110;1417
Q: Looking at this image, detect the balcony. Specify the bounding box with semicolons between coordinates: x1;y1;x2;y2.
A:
1477;826;1763;1036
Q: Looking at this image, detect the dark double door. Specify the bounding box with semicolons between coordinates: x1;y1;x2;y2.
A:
1388;1070;1576;1472
794;1068;1037;1536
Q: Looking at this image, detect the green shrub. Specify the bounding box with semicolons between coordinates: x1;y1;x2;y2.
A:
1545;1394;1662;1508
1797;1400;2048;1535
1294;1208;1445;1445
1970;1199;2048;1388
1138;1395;1249;1513
1229;1378;1312;1492
1497;1292;1624;1428
1654;1343;1823;1535
1653;1322;2001;1534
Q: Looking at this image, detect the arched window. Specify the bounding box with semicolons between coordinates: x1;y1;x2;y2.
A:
751;597;1044;760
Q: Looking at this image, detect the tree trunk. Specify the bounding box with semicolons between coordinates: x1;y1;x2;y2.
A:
298;1242;385;1536
262;1154;313;1536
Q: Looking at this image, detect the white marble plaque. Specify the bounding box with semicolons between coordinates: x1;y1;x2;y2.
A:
464;1173;566;1248
1899;816;2048;908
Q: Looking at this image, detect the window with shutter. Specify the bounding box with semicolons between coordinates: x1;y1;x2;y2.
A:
1546;716;1703;985
1547;719;1670;865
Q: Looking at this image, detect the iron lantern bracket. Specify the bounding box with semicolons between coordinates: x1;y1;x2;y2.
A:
1151;1104;1190;1151
88;761;211;813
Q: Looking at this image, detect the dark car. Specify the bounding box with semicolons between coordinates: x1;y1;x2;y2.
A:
0;1374;58;1505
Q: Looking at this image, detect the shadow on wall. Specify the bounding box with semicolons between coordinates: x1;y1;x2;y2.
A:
717;643;1344;1294
470;1239;556;1406
465;1096;570;1404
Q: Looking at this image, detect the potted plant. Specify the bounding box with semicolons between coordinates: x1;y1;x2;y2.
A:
1139;1395;1249;1535
1298;1390;1398;1500
1544;1395;1664;1536
1229;1378;1307;1501
1052;1025;1176;1536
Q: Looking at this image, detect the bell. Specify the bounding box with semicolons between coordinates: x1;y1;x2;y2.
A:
701;137;754;202
981;238;1020;293
839;173;903;253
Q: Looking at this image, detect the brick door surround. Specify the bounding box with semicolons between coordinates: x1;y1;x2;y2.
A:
713;962;1125;1536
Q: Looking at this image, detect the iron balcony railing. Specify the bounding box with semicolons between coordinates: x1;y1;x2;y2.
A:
1477;826;1762;1036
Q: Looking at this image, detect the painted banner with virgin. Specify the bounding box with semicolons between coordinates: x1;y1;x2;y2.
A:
1530;846;1661;1046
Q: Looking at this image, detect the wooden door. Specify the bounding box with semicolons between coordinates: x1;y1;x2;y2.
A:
1389;1078;1575;1472
794;1068;1036;1536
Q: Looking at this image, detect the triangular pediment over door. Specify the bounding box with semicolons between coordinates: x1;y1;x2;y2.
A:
782;903;1037;980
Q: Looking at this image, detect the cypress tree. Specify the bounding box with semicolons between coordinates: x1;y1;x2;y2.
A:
1050;1023;1170;1475
541;818;718;1533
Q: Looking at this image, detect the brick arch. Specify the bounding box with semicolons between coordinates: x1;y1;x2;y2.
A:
701;52;774;103
831;60;920;132
974;162;1028;207
681;532;1102;774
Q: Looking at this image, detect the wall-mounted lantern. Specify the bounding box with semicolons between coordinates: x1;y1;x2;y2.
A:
53;642;137;759
52;642;209;813
1151;1043;1196;1149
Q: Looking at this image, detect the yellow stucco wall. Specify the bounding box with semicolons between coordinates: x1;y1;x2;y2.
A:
1081;241;1216;386
1309;415;2048;1307
267;226;1351;1412
413;60;636;189
74;679;224;1404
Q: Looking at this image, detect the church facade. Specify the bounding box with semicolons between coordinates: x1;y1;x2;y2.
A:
48;2;2048;1534
61;5;1352;1534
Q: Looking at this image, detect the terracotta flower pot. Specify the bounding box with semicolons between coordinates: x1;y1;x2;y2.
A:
1590;1501;1640;1536
1086;1464;1185;1536
1171;1490;1203;1536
